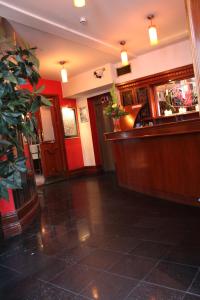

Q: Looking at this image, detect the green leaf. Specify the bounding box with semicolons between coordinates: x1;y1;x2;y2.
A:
40;95;52;106
0;185;9;200
34;84;45;94
6;73;18;84
30;98;41;113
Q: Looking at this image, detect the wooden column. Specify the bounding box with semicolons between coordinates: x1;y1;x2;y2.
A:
185;0;200;105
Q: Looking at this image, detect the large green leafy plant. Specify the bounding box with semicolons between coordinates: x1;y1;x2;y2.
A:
0;45;51;200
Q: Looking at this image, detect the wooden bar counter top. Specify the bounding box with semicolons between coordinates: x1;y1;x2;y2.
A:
105;119;200;206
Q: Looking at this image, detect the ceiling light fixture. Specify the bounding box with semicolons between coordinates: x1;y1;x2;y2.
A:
73;0;86;7
147;14;158;46
120;41;129;66
59;61;68;83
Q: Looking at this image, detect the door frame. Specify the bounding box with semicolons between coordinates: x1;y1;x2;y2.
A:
38;94;69;178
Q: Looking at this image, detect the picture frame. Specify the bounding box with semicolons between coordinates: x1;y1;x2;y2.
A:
79;106;89;123
121;89;134;106
61;107;78;138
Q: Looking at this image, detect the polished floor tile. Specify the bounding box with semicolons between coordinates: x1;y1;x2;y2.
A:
131;241;171;259
0;266;20;289
110;254;157;280
79;249;122;270
126;282;184;299
166;245;200;266
1;174;200;299
184;294;200;300
58;245;95;265
102;236;141;253
0;276;80;300
189;273;200;295
146;261;198;291
51;264;100;293
81;272;138;300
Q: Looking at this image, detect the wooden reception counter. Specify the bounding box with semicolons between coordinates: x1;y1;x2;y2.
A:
105;118;200;206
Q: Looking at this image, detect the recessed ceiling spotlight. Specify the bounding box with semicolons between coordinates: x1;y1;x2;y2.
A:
73;0;86;7
147;14;158;46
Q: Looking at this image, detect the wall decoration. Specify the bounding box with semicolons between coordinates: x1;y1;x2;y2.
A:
61;107;78;138
136;87;151;120
121;89;134;106
79;106;89;123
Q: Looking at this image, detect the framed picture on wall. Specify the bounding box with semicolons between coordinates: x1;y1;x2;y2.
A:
121;89;134;106
61;107;78;138
79;106;89;123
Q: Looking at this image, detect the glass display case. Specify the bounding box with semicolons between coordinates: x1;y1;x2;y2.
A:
155;78;199;116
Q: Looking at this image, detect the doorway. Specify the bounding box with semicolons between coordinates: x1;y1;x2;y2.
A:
88;93;115;172
30;95;67;185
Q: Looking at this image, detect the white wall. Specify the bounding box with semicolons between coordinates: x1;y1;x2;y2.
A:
62;40;192;98
62;63;114;98
114;40;192;83
76;98;96;166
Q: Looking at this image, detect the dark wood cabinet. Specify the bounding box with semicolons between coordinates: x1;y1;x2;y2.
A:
118;64;196;128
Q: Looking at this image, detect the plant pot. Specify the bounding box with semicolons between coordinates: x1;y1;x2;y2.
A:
112;118;121;132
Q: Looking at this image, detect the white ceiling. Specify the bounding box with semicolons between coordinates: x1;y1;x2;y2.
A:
0;0;188;80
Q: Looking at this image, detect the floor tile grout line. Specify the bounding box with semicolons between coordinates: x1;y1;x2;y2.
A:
38;277;82;297
0;263;22;274
185;267;200;294
142;279;190;294
78;279;96;298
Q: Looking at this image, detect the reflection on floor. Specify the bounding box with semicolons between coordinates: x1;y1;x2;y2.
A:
35;174;45;186
0;174;200;300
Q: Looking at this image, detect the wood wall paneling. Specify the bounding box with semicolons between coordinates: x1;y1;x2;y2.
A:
105;119;200;206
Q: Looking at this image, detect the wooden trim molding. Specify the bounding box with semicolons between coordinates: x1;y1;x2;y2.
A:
105;118;200;141
117;65;194;90
1;193;39;239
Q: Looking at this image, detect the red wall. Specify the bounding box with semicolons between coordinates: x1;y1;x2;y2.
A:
60;98;84;170
24;78;84;171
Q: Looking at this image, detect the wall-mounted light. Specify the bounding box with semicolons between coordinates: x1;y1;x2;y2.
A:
120;41;129;66
73;0;86;7
147;14;158;46
59;60;68;83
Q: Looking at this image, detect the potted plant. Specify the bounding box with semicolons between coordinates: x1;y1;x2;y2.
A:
104;83;128;131
0;29;51;200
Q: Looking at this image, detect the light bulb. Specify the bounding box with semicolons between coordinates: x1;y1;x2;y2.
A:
73;0;85;7
61;68;68;83
121;50;129;66
148;25;158;46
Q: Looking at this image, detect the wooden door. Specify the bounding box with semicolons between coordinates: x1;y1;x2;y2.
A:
38;96;67;178
93;94;115;172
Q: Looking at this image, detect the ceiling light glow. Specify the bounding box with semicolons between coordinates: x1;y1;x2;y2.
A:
147;15;158;46
59;61;68;83
73;0;86;7
120;41;129;66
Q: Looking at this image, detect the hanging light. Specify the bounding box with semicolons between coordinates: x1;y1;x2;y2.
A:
73;0;86;7
147;14;158;46
59;61;68;83
120;41;129;66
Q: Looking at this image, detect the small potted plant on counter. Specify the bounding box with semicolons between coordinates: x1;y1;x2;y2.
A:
104;84;128;132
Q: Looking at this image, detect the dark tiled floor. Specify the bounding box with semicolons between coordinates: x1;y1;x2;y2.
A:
1;174;200;299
